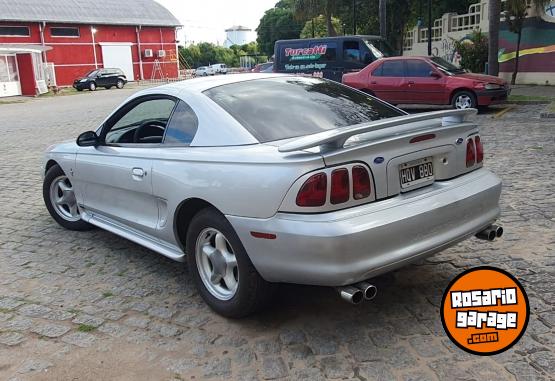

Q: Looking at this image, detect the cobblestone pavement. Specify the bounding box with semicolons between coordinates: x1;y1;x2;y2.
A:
0;90;553;380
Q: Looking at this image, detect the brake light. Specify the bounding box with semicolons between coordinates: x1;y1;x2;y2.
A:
330;168;349;204
475;136;484;163
352;166;371;200
466;138;476;167
296;172;327;207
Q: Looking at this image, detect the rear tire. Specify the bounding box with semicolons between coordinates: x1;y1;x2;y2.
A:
116;80;124;89
89;82;96;91
186;208;272;318
43;165;93;231
452;90;476;109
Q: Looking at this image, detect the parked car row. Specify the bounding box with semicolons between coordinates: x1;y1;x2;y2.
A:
195;63;228;77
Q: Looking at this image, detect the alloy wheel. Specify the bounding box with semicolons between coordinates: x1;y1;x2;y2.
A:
455;94;472;109
195;228;239;300
49;175;80;222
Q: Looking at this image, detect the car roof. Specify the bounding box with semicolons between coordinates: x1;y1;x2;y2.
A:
276;35;383;43
376;56;431;61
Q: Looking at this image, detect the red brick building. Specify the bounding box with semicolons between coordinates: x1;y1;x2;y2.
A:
0;0;181;97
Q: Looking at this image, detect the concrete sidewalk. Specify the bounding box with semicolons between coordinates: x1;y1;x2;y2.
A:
510;85;555;98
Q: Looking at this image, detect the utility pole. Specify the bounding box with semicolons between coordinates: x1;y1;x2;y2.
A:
352;0;356;35
311;18;315;38
427;0;432;56
488;0;500;75
379;0;386;39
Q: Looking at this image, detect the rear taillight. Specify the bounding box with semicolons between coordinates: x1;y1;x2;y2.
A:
466;138;476;168
475;136;484;163
330;168;349;204
352;166;371;200
296;172;327;207
296;165;372;207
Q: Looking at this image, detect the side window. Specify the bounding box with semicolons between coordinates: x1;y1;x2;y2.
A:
104;98;176;144
380;61;404;77
163;101;199;145
343;41;361;62
406;60;433;77
372;63;383;76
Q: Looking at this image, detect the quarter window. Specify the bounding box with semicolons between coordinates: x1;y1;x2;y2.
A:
164;101;199;145
0;26;30;36
104;98;176;144
50;27;80;37
406;60;433;77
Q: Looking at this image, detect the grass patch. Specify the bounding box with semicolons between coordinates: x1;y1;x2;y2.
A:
39;87;80;98
68;308;81;314
78;324;97;332
102;291;114;298
508;94;555;102
0;308;12;314
0;99;25;105
116;270;127;277
547;101;555;113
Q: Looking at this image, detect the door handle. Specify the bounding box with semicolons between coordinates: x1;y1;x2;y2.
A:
408;81;415;85
370;81;377;84
132;167;145;178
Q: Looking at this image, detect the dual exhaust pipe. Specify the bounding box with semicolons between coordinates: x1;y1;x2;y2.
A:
475;224;503;241
337;282;377;304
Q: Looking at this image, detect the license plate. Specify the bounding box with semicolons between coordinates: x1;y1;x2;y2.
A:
399;157;434;189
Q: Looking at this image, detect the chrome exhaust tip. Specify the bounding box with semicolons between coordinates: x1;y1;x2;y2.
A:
355;282;378;300
493;225;503;238
337;286;364;304
476;226;496;241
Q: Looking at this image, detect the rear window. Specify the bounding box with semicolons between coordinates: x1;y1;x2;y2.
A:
204;77;403;143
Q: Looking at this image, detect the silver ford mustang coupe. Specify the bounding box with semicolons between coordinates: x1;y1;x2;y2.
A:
43;74;502;317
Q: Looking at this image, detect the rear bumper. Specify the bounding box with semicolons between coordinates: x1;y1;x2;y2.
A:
477;89;509;106
227;169;502;286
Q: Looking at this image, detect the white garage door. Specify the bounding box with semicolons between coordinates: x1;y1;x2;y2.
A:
101;44;134;82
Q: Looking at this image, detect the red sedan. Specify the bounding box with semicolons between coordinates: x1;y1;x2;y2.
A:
342;56;509;109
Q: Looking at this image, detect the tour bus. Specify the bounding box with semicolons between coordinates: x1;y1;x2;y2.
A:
273;35;397;82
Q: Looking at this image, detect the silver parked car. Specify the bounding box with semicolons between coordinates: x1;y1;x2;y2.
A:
42;74;502;317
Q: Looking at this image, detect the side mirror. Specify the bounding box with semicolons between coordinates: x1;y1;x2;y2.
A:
430;71;441;79
77;131;99;147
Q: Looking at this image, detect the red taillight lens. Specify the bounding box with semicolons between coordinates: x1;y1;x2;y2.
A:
466;138;476;168
296;172;327;207
352;166;371;200
330;168;349;204
475;136;484;163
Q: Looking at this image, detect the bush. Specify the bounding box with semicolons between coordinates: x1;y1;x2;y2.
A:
452;30;488;73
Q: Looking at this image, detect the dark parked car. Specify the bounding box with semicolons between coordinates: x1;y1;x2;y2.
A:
73;68;127;91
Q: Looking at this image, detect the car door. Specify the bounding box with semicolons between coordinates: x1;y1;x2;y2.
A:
74;95;177;237
368;60;406;103
95;69;108;87
403;59;447;104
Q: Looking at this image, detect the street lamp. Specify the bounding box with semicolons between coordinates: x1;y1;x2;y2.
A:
427;0;432;56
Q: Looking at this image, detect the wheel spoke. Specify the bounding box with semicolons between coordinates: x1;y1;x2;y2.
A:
210;272;222;284
223;269;238;291
68;202;79;217
215;233;228;252
202;244;217;261
58;181;71;193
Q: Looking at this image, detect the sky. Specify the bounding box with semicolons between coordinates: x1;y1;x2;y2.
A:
154;0;278;45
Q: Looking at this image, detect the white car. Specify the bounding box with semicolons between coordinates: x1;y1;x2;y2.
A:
42;74;502;317
195;66;215;76
211;63;228;74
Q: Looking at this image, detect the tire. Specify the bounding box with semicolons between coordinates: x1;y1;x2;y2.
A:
76;88;83;92
89;82;96;91
452;90;476;109
186;208;272;318
43;165;93;231
116;80;124;89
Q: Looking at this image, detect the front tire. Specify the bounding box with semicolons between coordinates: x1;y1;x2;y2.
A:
452;90;476;109
186;208;272;318
89;82;96;91
43;165;93;231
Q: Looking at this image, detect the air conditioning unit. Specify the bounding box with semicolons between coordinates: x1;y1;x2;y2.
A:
143;49;153;58
158;50;166;58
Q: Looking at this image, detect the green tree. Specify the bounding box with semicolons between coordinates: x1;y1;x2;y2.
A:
256;5;304;56
300;15;342;38
453;30;488;73
293;0;339;36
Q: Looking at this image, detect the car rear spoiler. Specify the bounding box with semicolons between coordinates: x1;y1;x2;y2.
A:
278;109;477;153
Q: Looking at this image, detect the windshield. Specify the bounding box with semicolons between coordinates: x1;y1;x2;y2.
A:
204;77;403;143
86;70;99;78
365;39;395;57
430;57;465;75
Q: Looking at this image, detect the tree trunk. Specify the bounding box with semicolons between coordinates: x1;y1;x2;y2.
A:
379;0;387;39
325;13;337;36
488;0;500;76
511;28;522;85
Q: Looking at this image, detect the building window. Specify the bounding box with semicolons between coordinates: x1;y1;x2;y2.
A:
50;27;80;37
0;26;30;37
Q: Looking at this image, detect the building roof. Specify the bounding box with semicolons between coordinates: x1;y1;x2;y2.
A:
225;25;252;32
0;0;181;27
